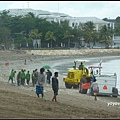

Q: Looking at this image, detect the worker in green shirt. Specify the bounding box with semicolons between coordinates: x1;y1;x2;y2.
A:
8;70;16;84
79;62;84;70
21;69;26;85
26;71;30;85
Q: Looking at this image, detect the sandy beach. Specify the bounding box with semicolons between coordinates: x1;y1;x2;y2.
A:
0;49;120;118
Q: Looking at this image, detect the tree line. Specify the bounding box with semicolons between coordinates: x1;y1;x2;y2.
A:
0;10;119;49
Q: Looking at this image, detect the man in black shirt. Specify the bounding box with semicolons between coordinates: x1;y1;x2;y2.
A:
52;72;59;102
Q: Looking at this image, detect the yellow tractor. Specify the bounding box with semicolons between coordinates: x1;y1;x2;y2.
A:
63;60;91;89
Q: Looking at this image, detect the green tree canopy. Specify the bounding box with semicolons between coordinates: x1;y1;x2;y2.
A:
45;31;56;48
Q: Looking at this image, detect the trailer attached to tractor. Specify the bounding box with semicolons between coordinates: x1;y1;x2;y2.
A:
79;61;119;97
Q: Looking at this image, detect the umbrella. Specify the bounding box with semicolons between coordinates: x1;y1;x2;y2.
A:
42;65;51;70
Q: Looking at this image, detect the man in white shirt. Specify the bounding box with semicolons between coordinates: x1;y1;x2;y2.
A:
36;68;45;99
91;79;99;101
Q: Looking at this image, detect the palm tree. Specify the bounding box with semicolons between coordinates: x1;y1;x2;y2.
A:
45;31;56;48
63;30;74;48
82;21;95;48
92;30;99;47
99;25;113;48
29;29;42;48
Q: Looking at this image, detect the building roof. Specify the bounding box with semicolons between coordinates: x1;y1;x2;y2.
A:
105;19;116;23
52;12;72;17
3;8;71;17
0;8;110;24
73;17;110;24
36;10;51;15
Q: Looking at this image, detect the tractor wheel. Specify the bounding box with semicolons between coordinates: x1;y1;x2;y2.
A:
112;87;118;97
73;85;78;89
65;82;72;89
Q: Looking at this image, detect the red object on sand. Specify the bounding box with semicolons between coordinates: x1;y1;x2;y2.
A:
5;62;9;66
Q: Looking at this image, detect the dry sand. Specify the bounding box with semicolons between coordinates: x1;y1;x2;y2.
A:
0;49;120;119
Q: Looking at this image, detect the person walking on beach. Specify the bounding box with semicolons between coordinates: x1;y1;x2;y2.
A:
17;71;21;86
26;71;30;85
8;70;16;84
32;70;35;87
36;68;45;99
24;59;26;65
91;79;99;101
34;69;38;85
52;72;59;102
46;69;52;84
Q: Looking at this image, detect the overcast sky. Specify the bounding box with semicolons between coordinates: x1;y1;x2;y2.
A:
0;1;120;19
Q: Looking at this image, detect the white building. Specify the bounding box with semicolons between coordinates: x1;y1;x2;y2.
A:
0;8;111;30
69;17;111;31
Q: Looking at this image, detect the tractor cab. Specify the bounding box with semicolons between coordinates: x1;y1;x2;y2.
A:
63;60;91;89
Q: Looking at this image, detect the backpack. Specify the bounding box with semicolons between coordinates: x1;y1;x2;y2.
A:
49;71;52;76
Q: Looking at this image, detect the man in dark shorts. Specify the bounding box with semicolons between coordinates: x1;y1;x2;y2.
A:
52;72;59;102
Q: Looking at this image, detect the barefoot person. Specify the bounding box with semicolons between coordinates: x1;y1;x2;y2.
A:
36;68;45;99
52;72;59;102
91;79;99;101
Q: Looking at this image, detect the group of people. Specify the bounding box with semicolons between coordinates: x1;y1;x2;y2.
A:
8;63;99;102
8;69;31;86
8;68;59;102
8;68;53;86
